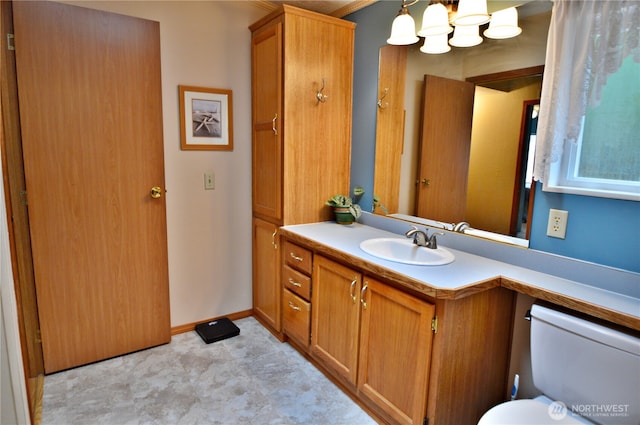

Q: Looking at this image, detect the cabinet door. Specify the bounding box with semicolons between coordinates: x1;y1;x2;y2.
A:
281;13;354;224
311;256;361;385
252;218;281;331
251;21;282;221
358;277;435;425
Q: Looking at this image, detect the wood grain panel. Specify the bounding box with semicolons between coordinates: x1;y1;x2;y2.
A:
14;2;170;372
427;287;515;424
0;0;44;378
282;289;311;348
281;9;354;224
415;75;475;223
374;45;407;215
311;255;361;385
253;218;281;332
358;277;434;425
252;21;283;222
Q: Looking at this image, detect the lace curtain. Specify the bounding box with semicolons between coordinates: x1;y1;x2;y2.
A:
533;0;640;182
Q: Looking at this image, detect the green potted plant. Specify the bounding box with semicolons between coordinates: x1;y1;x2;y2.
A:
326;186;364;225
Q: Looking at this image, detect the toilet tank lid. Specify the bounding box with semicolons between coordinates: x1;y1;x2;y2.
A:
530;305;640;356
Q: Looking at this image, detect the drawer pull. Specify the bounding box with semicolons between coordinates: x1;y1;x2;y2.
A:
349;279;357;303
288;278;302;288
360;283;368;310
288;301;301;311
272;113;278;136
289;252;303;262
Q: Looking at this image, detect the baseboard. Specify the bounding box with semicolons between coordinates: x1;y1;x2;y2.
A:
170;309;253;335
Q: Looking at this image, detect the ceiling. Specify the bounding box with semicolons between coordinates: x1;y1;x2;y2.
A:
260;0;377;18
259;1;551;19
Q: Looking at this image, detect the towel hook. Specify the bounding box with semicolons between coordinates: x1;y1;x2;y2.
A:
377;88;389;109
316;78;328;104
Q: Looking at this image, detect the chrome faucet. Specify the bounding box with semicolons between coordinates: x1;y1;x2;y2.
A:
404;226;443;249
453;221;470;233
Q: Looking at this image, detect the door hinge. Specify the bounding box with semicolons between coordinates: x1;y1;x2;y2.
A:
423;416;429;425
7;33;15;51
19;190;27;206
431;316;438;333
35;329;42;344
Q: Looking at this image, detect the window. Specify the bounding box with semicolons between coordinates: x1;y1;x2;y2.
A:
544;56;640;201
533;1;640;201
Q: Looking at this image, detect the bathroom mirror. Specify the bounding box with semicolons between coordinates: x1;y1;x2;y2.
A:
373;2;552;245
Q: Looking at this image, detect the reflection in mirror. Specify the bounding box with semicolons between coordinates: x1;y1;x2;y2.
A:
374;2;552;246
465;68;542;239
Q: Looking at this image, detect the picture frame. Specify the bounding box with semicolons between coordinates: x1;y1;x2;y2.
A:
179;85;233;151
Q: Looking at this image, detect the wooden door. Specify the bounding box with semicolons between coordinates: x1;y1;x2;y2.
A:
251;21;283;223
311;256;361;385
13;2;170;373
415;75;475;223
374;45;407;215
252;217;281;331
358;277;434;425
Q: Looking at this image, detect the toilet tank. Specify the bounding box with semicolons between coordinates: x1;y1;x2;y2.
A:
530;304;640;425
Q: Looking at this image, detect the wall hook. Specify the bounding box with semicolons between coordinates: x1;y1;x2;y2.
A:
316;78;328;104
377;88;389;109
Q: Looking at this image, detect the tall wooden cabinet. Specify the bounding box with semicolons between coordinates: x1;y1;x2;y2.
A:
250;6;355;334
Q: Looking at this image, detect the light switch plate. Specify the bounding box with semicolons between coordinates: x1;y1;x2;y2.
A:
204;172;215;190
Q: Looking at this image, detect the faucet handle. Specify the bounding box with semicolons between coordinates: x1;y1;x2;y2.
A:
427;231;444;249
404;225;419;237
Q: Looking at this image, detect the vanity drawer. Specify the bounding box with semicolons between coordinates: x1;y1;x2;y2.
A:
283;240;312;275
282;289;311;348
283;265;311;301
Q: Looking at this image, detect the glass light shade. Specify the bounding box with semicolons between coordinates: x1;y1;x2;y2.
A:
484;7;522;39
453;0;489;26
387;11;419;45
420;34;451;54
449;25;482;47
417;3;453;37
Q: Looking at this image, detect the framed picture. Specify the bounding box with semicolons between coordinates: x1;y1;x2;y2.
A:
179;85;233;151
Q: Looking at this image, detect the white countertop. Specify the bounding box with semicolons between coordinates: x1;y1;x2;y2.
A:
281;222;640;326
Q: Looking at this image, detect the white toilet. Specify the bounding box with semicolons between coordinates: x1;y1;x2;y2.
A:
478;304;640;425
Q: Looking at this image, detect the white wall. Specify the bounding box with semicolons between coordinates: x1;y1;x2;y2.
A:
64;1;268;327
1;162;30;424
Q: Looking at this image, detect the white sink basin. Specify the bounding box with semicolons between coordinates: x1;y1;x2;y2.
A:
359;238;454;266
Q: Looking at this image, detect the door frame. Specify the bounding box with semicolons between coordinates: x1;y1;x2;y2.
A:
0;1;44;422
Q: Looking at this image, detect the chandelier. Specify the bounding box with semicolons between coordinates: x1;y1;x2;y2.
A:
387;0;522;54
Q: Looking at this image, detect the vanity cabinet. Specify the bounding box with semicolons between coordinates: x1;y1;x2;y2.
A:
311;255;435;425
282;232;515;425
249;5;355;335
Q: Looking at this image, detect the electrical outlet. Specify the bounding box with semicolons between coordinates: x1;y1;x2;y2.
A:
204;172;215;190
546;209;568;239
